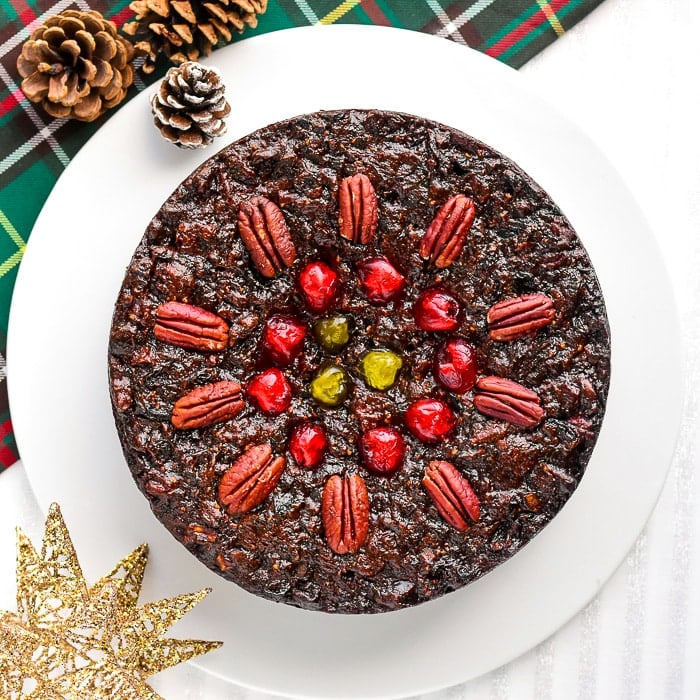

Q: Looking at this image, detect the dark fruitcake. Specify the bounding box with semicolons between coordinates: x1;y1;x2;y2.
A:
108;109;610;614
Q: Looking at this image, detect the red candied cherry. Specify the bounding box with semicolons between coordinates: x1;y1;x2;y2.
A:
261;314;307;366
405;398;456;443
434;338;477;394
290;422;328;469
298;261;339;313
356;257;406;304
413;287;462;332
246;368;292;415
359;426;406;476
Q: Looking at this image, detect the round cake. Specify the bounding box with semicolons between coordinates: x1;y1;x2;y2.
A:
108;109;610;614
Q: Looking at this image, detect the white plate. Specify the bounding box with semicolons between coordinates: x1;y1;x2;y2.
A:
6;25;682;699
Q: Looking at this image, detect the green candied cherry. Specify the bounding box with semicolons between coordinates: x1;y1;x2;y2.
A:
359;349;403;391
310;364;351;407
313;315;353;354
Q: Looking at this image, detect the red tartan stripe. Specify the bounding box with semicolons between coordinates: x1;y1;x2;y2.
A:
0;442;17;467
361;0;391;26
0;418;12;440
0;87;24;118
19;6;38;25
16;0;38;27
108;6;133;26
485;0;568;58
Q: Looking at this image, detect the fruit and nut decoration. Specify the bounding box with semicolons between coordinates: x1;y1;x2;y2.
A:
110;110;610;612
153;175;558;553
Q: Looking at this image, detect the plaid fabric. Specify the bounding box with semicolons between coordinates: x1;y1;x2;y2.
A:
0;0;604;470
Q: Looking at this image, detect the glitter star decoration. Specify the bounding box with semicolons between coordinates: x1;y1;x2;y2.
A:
0;503;222;699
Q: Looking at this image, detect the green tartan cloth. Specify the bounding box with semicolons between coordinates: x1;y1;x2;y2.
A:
0;0;604;469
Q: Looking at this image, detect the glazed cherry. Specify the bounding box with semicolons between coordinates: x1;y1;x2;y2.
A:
405;398;456;443
359;426;406;476
298;261;339;313
413;288;462;332
261;314;307;366
356;257;406;304
314;315;352;354
290;422;328;469
359;349;403;391
246;368;292;415
434;338;477;394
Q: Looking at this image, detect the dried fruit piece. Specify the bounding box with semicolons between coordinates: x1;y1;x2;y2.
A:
314;315;353;354
322;473;370;554
358;350;403;391
423;460;480;530
487;293;555;341
238;196;296;278
359;427;405;476
154;301;229;351
420;194;476;268
405;398;456;443
218;443;286;515
356;256;405;304
289;422;328;469
310;365;351;407
171;380;244;429
338;173;378;244
473;376;544;428
298;261;339;313
434;338;477;394
246;368;292;415
413;288;462;332
261;314;307;366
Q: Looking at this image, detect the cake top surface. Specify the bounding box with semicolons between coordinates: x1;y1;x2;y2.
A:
109;109;610;614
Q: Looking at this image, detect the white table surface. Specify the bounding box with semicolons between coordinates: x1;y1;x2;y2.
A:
2;1;699;697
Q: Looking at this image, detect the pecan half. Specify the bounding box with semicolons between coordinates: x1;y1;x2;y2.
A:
238;196;296;278
473;376;544;428
422;460;480;530
172;380;244;429
218;443;286;515
322;473;370;554
419;194;476;268
487;293;555;341
154;301;229;352
338;173;378;244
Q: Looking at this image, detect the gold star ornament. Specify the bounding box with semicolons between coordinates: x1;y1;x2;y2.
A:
0;503;222;699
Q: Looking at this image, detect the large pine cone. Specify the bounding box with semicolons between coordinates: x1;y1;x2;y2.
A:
123;0;266;74
16;9;135;122
151;61;231;148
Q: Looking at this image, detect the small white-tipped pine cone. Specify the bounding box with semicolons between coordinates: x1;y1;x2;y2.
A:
151;61;231;149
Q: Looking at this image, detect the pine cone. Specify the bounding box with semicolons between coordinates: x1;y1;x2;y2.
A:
16;9;135;122
151;61;231;148
123;0;266;74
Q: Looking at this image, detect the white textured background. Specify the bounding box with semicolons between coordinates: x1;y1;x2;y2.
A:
1;0;699;697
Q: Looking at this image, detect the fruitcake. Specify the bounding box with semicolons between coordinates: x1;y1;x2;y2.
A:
108;109;610;614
